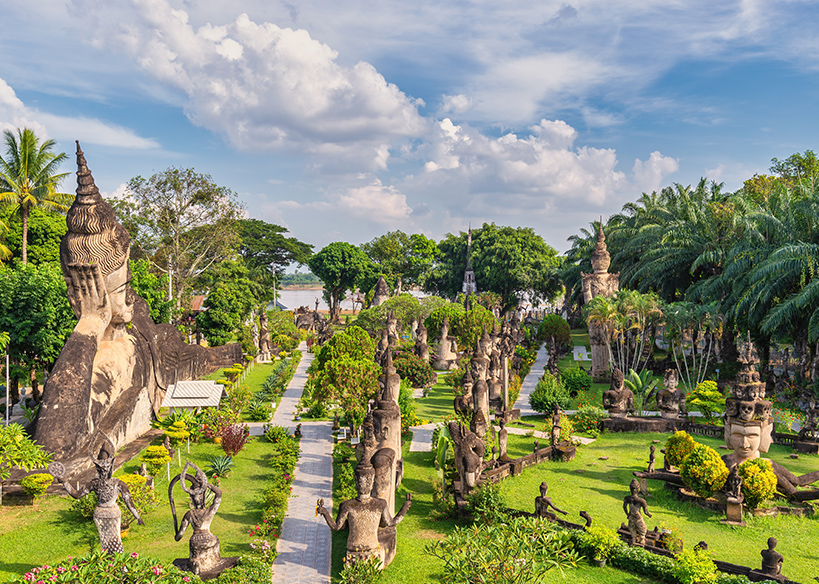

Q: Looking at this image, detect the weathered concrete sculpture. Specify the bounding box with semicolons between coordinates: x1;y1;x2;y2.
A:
795;399;819;454
432;316;458;370
371;275;390;307
35;143;241;478
169;462;236;577
535;481;568;521
722;464;746;526
760;537;784;579
317;463;411;567
623;478;652;547
376;329;390;366
602;369;634;418
415;321;430;363
258;309;271;360
52;432;143;554
581;225;619;379
722;336;819;500
657;369;686;419
386;310;398;347
497;420;510;462
454;368;474;419
470;349;491;437
448;420;485;496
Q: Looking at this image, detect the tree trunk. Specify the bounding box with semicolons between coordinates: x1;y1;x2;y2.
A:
21;206;28;264
10;373;19;404
29;365;40;404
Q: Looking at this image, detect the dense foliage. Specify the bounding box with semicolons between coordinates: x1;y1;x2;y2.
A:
664;431;698;467
679;443;728;499
529;373;571;414
738;458;777;509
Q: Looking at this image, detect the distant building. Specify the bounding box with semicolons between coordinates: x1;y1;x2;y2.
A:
462;226;477;306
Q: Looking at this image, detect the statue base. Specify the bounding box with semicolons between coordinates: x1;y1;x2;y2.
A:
173;557;239;581
496;409;521;423
602;417;679;433
747;569;787;583
793;441;819;455
552;442;576;462
721;499;746;527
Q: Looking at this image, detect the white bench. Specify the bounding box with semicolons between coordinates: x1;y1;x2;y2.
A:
573;346;591;361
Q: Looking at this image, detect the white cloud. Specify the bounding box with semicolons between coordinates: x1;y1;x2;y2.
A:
419;117;625;209
335;179;412;224
0;77;159;149
105;1;428;169
440;94;474;115
632;151;679;194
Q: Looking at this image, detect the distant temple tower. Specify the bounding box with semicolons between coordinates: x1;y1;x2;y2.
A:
581;223;619;380
462;225;477;307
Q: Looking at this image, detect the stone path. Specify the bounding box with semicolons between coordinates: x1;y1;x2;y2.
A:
271;344;334;584
409;423;436;452
513;345;549;417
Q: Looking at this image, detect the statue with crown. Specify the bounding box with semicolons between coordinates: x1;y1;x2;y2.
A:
34;143;242;479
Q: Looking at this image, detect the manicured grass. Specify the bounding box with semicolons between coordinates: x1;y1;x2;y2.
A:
498;432;819;583
0;437;274;580
414;374;455;424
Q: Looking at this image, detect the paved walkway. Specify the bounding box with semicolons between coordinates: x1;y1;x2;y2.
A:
514;345;549;417
271;344;334;584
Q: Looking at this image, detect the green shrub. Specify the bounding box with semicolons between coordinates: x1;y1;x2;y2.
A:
337;462;357;502
665;431;697;467
562;367;592;397
20;473;52;501
679;443;728;499
571;405;608;434
738;458;777;509
69;491;98;519
536;315;571;346
424;517;579;584
272;333;298;352
529;373;570;414
609;543;676;582
140;445;172;476
264;425;290;444
580;525;621;560
207;455;235;478
246;402;273;422
211;554;271;584
674;548;718;584
164;421;190;446
398;380;424;432
393;349;436;388
466;482;507;525
340;554;383;584
333;441;355;462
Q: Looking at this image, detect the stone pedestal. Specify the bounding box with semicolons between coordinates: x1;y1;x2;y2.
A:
552;442;576;462
173;557;238;581
721;499;746;527
601;417;678;433
793;441;819;455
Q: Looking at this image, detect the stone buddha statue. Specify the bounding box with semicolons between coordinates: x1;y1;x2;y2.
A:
34;143;241;478
657;369;686;419
602;368;633;418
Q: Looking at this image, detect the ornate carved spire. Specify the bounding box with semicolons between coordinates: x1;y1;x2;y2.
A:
590;223;611;274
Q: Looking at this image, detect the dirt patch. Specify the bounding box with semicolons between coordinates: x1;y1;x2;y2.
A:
415;529;446;540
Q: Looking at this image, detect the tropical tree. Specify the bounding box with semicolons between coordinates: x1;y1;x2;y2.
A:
361;230;438;293
116;168;243;314
0;423;52;504
308;242;373;323
0;128;71;264
663;302;722;390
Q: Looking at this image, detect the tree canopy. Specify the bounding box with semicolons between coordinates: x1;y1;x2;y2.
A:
360;230;438;293
308;242;373;322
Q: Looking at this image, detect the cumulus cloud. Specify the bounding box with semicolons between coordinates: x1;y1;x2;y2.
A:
440;94;474;115
419;117;625;208
335;179;413;224
0;77;159;149
108;0;427;168
632;151;679;194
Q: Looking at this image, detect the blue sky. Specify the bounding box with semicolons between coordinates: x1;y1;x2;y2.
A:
2;0;818;259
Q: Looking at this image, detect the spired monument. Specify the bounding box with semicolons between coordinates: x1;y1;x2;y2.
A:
34;143;242;478
581;224;619;380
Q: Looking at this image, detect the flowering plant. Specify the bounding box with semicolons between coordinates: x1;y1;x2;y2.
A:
13;550;200;583
249;539;276;564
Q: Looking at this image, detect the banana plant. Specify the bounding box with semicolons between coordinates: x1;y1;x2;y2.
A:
434;423;454;481
623;368;657;416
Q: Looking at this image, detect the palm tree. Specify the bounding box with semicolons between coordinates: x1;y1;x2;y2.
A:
0;128;71;263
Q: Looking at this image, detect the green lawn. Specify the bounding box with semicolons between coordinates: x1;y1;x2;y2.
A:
498;432;819;583
0;437;273;580
415;374;456;424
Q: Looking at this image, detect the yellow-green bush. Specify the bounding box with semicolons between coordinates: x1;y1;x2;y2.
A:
664;430;697;467
679;443;728;499
738;458;777;509
140;445;172;476
20;472;53;501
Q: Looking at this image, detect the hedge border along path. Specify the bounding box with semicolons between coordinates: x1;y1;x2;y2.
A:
270;342;334;584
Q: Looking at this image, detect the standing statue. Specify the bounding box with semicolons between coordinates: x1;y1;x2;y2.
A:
648;445;656;473
169;462;231;576
551;411;562;447
497;420;510;462
623;478;652;547
534;481;568;520
258;308;271;360
724;464;744;502
35;143;241;478
317;463;411;567
581;225;620;380
448;421;486;495
415;321;430;363
432;316;458;370
51;432;143;554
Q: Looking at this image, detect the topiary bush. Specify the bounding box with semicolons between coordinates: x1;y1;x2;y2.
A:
580;525;621;561
140;445;172;476
738;458;777;509
543;413;574;441
20;473;53;502
536;314;571;347
571;406;609;435
393;349;436;388
688;380;724;423
664;431;698;467
117;474;159;527
562;367;592;397
529;373;570;414
679;443;728;499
